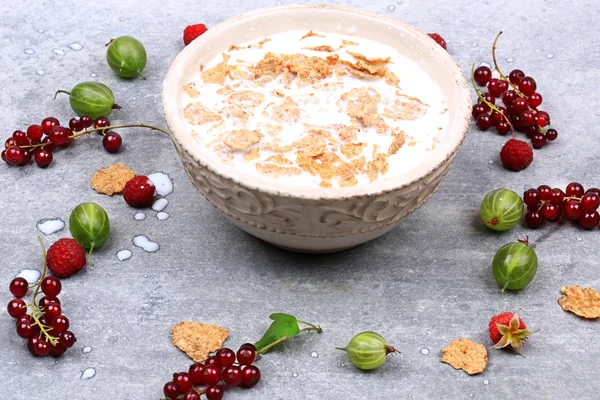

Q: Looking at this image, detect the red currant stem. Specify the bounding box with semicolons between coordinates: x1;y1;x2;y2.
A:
491;31;534;108
53;90;71;99
563;196;582;202
296;319;323;333
193;388;207;396
470;64;514;137
257;335;289;355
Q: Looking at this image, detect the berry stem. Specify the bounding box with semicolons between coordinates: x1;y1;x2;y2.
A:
470;64;514;137
491;32;533;107
53;90;71;99
257;335;289;355
296;319;323;333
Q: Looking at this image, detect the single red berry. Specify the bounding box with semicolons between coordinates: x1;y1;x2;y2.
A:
45;303;62;319
487;78;509;97
495;121;511;135
528;93;542;107
490;109;503;125
500;139;533;171
41;276;62;297
38;314;50;327
13;130;31;147
523;189;540;208
123;176;156;208
20;149;32;166
205;386;224;400
57;128;74;148
509;97;528;114
163;382;180;400
27;336;40;356
586;188;600;196
202;366;222;386
241;365;261;388
518;76;537;96
51;315;70;335
204;356;217;366
541;202;560;222
501;89;518;106
550;188;565;205
489;312;534;351
239;343;256;351
48;126;70;145
531;134;546;149
520;110;535;126
537;185;552;201
47;238;87;278
579;211;600;229
173;372;193;393
536;114;549;127
237;346;256;365
476;114;492;131
546;129;558;141
102;131;122;153
473;66;492;86
472;104;488;118
480;92;495;105
188;363;205;385
581;193;600;212
38;295;60;308
58;331;77;348
183;23;208;46
566;182;585;198
508;69;525;85
94;117;110;134
49;344;67;358
183;391;201;400
69;117;84;132
16;321;33;338
1;149;6;163
427;33;447;49
41;117;60;135
564;200;582;220
5;137;16;149
80;115;93;128
216;348;236;368
27;124;44;142
5;146;25;166
41;137;55;152
7;298;26;318
10;277;29;298
223;365;243;386
34;148;53;168
35;339;51;356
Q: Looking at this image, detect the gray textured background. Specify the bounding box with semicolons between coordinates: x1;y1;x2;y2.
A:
1;0;599;399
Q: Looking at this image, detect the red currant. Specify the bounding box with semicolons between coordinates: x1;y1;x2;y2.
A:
525;210;544;228
58;331;76;348
241;365;261;388
69;117;84;132
566;182;585;198
183;392;201;400
586;188;600;196
490;110;503;125
41;276;62;297
495;121;511;135
51;316;70;335
16;321;33;338
7;298;26;318
35;148;53;168
9;277;29;298
536;114;549;127
528;93;542;107
550;188;565;205
94;117;110;134
27;124;44;142
578;211;600;229
216;348;236;368
173;372;193;393
487;78;509;97
50;344;67;358
13;130;31;147
501;90;518;106
45;303;62;319
188;363;205;385
510;98;528;114
520;110;535;126
41;117;60;135
537;185;552;201
57;129;74;148
27;337;40;356
5;137;16;149
472;104;488;118
480;92;495;105
205;386;224;400
102;132;122;153
204;356;217;366
223;365;243;386
80;115;93;128
531;134;546;149
5;146;25;166
541;202;560;222
40;137;55;152
237;346;256;365
581;193;600;212
476;114;492;130
474;66;492;86
1;150;6;162
38;295;60;308
508;69;525;85
564;200;582;220
35;339;51;356
518;76;537;96
48;126;70;145
20;149;32;166
546;128;558;141
523;189;540;208
163;382;180;400
202;366;222;386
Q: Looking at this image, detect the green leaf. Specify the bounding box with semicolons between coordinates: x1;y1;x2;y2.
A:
255;313;300;353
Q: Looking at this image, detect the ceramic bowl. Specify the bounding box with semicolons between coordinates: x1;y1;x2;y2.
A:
162;4;471;253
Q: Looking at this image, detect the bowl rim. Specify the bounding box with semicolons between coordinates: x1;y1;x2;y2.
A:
162;4;471;200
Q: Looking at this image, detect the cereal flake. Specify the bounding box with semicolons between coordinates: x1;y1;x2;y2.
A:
440;338;488;375
172;321;229;363
224;130;263;150
558;286;600;319
90;164;135;196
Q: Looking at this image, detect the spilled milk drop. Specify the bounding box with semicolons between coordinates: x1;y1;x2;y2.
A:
420;348;430;355
68;42;83;51
292;372;298;377
506;57;515;63
310;352;319;358
16;269;41;285
133;235;160;253
152;198;169;212
156;212;170;221
545;53;555;59
134;212;146;221
36;218;65;235
36;69;46;76
483;379;490;385
82;346;92;354
90;72;97;77
387;5;396;11
80;368;96;380
148;173;174;197
275;0;283;5
24;48;35;55
116;250;133;261
52;49;66;56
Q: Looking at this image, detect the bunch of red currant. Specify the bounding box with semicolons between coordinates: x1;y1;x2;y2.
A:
471;33;558;148
163;344;261;400
7;275;77;357
523;183;600;229
2;115;123;168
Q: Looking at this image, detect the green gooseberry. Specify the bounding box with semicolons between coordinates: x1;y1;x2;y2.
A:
480;188;524;231
106;36;147;79
336;331;399;370
492;241;538;293
55;81;121;119
69;202;110;256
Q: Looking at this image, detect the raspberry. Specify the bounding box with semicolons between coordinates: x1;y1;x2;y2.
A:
47;238;87;278
123;176;156;208
500;139;533;171
427;33;447;50
183;24;208;46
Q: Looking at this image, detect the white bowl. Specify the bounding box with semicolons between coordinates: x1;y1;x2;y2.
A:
163;4;471;253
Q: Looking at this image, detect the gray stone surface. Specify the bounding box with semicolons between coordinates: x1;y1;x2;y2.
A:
1;0;599;399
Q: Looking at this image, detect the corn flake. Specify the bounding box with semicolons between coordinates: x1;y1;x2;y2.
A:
224;129;263;150
184;102;222;126
91;164;135;196
172;321;229;363
558;286;600;319
201;53;230;85
440;338;488;375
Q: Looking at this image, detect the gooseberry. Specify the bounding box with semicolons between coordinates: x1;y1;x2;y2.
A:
492;240;538;293
336;331;398;370
55;82;120;119
106;36;147;79
480;189;524;231
69;202;110;253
